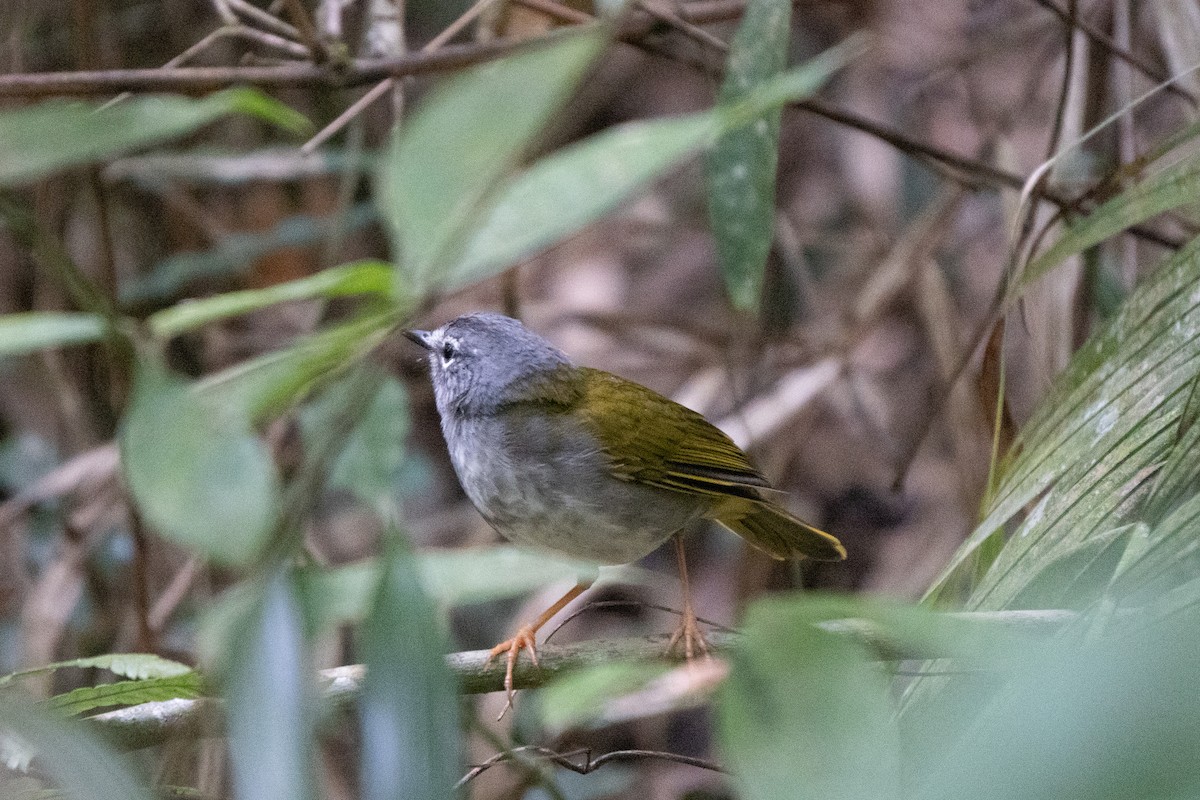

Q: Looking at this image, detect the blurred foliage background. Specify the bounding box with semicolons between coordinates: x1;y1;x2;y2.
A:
2;0;1200;798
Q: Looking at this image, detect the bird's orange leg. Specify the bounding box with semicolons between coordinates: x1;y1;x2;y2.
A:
486;580;592;718
666;534;710;661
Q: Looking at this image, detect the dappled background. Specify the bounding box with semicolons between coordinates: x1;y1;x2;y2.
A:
1;0;1197;797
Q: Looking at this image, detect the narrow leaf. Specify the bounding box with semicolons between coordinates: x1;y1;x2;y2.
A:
706;0;792;309
1021;154;1200;289
0;693;156;800
47;673;202;716
196;309;397;423
0;312;106;357
145;257;396;339
450;40;859;290
359;540;460;800
377;27;608;288
123;205;377;306
0;89;308;186
226;572;315;800
0;653;191;688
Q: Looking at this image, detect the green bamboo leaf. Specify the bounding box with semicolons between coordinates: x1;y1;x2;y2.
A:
450;39;860;290
0;89;308;186
120;360;279;565
47;674;202;717
377;27;608;289
226;572;315;800
706;0;792;310
359;539;460;800
926;235;1200;605
0;312;106;357
146;260;399;339
1021;154;1200;289
0;693;156;800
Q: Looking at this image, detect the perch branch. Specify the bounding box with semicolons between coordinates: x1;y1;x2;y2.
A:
88;609;1075;750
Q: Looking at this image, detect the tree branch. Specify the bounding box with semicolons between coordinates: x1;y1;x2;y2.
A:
0;1;750;98
87;609;1075;751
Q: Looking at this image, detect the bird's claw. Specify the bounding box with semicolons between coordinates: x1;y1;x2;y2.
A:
666;609;710;662
485;626;540;720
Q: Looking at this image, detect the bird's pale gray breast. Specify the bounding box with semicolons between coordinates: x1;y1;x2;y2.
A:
441;408;703;564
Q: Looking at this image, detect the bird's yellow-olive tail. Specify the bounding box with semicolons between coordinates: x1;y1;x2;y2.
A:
717;502;846;562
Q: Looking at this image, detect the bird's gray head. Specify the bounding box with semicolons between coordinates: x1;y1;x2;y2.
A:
404;313;572;417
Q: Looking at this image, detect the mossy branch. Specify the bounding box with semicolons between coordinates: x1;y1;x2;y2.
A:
88;610;1075;750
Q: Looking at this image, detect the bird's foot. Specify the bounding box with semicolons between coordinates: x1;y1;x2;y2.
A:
666;608;710;662
485;626;540;720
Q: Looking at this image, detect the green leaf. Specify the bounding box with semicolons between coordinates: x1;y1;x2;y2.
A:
124;206;377;306
226;571;315;800
377;27;608;289
449;39;860;290
1021;154;1200;289
706;0;791;310
1139;372;1200;524
359;539;460;800
451;117;716;287
909;615;1200;800
0;653;191;688
300;374;408;513
147;260;401;339
0;312;106;357
0;89;308;186
47;673;202;716
0;693;156;800
925;235;1200;606
418;545;602;606
540;661;671;733
1111;492;1200;605
197;309;397;423
1002;525;1134;610
296;546;602;631
120;360;279;565
718;596;900;800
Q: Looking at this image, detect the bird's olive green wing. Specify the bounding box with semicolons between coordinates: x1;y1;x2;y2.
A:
576;368;771;500
578;368;847;562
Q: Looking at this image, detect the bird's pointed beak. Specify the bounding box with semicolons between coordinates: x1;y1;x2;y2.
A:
403;329;434;351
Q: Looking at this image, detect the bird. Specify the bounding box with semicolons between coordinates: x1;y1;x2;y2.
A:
404;312;845;710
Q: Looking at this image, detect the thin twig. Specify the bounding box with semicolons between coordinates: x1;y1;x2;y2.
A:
456;746;725;788
636;0;728;52
0;37;533;95
1027;0;1197;107
509;0;593;25
224;0;303;40
302;0;502;152
282;0;328;60
543;599;737;643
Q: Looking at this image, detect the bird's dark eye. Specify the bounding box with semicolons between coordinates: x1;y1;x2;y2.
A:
441;341;457;363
